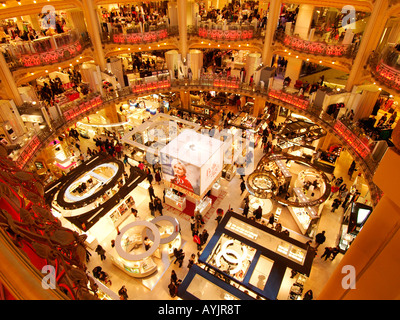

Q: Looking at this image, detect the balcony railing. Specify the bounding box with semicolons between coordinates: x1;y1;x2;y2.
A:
102;24;179;45
188;22;264;41
3;31;91;70
274;30;358;59
13;76;382;205
369;46;400;93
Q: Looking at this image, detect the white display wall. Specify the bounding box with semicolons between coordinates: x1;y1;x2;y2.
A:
159;129;224;199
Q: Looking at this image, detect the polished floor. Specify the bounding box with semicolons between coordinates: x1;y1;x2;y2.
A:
78;130;367;300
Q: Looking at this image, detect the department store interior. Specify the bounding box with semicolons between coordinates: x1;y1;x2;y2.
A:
0;0;399;302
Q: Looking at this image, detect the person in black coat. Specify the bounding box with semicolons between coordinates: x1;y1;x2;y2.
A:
240;180;246;195
254;206;263;221
242;203;249;218
148;184;155;201
315;231;326;249
154;197;163;216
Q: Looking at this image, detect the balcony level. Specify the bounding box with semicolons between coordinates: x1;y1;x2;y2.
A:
14;77;382;207
4;31;91;71
369;45;400;95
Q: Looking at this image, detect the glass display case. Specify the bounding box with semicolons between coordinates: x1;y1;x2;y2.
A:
164;188;186;211
276;241;306;264
195;196;212;216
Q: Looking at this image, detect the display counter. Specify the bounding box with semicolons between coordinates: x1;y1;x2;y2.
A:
222;164;236;181
164;189;186;211
111;220;160;278
248;195;273;216
195;196;212;216
289;188;319;236
211;181;221;197
149;215;181;257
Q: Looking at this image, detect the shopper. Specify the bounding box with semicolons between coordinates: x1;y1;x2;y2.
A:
331;198;342;212
190;216;196;231
155;169;162;184
154;197;163;216
149;200;155;216
147;171;154;184
321;247;333;261
303;290;313;300
148;184;156;201
144;237;152;250
187;253;196;269
193;232;202;251
200;229;209;247
242;203;249;218
176;249;185;267
348;160;356;179
118;285;128;300
315;231;326;249
95;245;106;261
168;281;178;298
240;180;246;195
330;246;340;261
267;213;275;226
171;270;179;284
253;205;263;221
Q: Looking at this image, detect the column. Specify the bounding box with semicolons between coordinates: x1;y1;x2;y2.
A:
345;0;389;91
82;0;106;71
168;1;178;27
188;49;203;80
0;53;23;106
177;0;188;59
284;57;302;88
245;53;262;84
353;90;380;122
318;147;400;299
262;0;281;67
103;104;119;124
293;5;314;40
180;91;191;110
252;97;266;117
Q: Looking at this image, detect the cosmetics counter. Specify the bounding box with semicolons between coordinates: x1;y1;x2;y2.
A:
288;187;321;237
110;218;181;278
178;212;315;300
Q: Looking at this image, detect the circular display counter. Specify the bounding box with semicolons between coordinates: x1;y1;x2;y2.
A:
55;156;125;210
111;220;160;278
248;153;331;207
147;215;182;257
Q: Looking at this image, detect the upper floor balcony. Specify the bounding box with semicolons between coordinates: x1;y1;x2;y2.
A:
274;30;358;59
188;22;264;42
369;45;400;93
101;23;178;45
3;31;91;70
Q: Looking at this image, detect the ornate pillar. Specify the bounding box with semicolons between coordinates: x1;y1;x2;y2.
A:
262;0;281;67
318;147;400;299
345;0;388;91
81;0;106;71
180;91;191;110
293;5;314;40
252;97;266;117
0;53;23;106
353;90;380;122
283;56;302;88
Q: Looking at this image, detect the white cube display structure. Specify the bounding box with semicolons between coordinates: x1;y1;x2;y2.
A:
159;129;224;200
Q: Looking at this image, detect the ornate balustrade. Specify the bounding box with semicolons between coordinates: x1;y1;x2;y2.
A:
4;31;91;70
188;23;263;41
274;31;356;58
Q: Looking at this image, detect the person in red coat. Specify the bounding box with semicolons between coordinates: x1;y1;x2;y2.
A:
170;159;194;193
